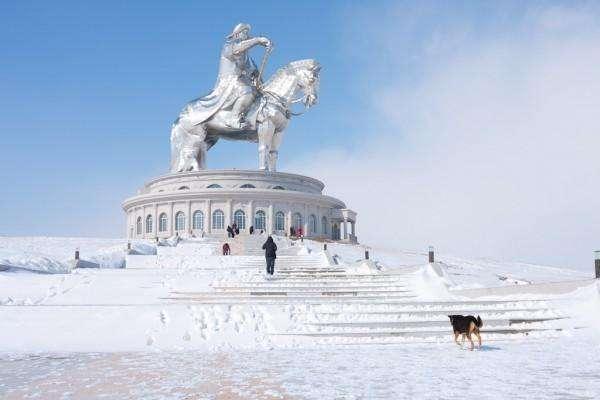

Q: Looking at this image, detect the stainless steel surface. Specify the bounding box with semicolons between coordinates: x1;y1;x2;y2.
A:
170;23;320;172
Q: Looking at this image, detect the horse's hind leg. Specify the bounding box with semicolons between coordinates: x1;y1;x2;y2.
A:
170;119;207;172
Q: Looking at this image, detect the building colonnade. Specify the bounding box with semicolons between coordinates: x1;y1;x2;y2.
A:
128;199;354;241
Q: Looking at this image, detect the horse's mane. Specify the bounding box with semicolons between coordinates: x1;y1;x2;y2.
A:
263;59;320;87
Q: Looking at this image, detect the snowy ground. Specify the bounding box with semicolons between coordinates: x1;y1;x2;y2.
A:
2;336;600;400
0;235;598;399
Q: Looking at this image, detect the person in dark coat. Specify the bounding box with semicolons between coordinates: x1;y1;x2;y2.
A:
222;243;230;255
249;225;254;235
226;225;233;238
262;236;277;276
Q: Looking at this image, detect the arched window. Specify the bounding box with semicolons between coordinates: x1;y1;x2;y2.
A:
136;217;142;235
178;186;190;190
272;185;285;190
234;209;246;230
275;211;285;231
159;213;168;232
145;215;153;234
212;209;224;230
293;213;303;230
207;184;222;188
321;216;328;235
175;211;185;231
254;210;266;230
240;184;255;188
192;210;204;230
309;214;317;234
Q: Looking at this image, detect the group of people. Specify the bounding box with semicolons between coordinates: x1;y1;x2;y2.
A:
289;226;303;238
226;223;240;238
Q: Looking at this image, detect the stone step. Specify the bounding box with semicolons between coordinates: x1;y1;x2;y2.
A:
211;284;410;291
168;290;415;298
271;327;566;339
263;273;401;279
162;295;419;303
308;299;550;309
312;308;552;318
304;317;564;329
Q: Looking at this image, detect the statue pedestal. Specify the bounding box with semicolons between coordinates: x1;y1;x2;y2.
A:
123;169;357;242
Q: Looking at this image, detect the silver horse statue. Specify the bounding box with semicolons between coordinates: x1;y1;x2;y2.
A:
170;23;320;172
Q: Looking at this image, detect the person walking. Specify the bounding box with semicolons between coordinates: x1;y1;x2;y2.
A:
222;243;230;255
262;236;277;277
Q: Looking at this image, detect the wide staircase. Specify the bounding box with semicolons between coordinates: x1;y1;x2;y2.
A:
160;238;572;346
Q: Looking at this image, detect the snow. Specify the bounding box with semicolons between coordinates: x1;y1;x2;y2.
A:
0;235;598;399
0;236;156;273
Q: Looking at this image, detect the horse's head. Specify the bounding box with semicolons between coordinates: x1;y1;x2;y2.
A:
288;59;321;108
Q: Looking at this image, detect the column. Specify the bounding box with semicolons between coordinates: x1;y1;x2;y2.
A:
342;217;348;240
351;221;355;236
170;202;175;236
267;204;274;235
226;200;233;226
127;211;131;239
153;204;158;238
286;209;292;235
248;200;254;233
302;204;308;237
205;200;212;234
187;200;192;234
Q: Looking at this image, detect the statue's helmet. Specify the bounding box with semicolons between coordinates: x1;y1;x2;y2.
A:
228;23;251;39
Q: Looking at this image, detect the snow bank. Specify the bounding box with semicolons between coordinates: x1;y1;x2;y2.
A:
411;263;456;300
0;237;155;273
0;248;71;274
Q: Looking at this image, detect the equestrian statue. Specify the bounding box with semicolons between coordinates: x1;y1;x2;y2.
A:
170;23;320;172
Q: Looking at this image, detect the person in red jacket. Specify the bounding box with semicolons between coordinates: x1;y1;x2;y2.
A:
222;243;231;255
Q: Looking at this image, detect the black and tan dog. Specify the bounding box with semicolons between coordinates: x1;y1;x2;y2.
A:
448;315;483;350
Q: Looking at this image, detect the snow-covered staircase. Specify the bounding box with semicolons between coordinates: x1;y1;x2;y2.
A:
158;239;572;345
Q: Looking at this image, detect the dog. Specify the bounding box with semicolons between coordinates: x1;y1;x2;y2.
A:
448;315;483;350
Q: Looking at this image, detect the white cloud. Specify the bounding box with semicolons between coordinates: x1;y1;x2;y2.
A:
288;3;600;271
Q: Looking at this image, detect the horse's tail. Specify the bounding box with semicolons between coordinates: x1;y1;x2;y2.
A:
170;118;187;172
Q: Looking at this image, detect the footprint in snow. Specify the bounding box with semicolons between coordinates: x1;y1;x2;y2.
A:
159;310;170;326
146;336;155;346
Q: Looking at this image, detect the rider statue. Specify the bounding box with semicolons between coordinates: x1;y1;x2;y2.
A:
189;23;272;130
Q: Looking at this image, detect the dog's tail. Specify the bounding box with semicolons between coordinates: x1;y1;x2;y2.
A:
476;315;483;328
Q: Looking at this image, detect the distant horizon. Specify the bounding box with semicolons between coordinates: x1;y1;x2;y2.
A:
2;1;599;272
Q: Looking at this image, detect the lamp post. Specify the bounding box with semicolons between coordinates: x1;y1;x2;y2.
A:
365;246;370;260
595;250;600;279
428;246;435;263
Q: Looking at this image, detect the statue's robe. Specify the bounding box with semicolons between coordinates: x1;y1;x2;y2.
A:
185;40;258;126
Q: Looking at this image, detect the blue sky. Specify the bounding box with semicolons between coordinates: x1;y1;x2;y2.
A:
0;0;359;234
2;1;599;271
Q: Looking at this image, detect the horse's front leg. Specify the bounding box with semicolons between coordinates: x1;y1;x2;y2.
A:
268;120;288;172
257;119;275;171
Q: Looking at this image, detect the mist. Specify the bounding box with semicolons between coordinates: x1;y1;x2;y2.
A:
287;3;600;272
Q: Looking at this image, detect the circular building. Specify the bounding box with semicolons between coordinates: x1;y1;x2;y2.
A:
123;169;357;242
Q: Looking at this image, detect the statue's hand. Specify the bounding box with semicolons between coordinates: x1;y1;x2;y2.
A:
259;37;272;48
